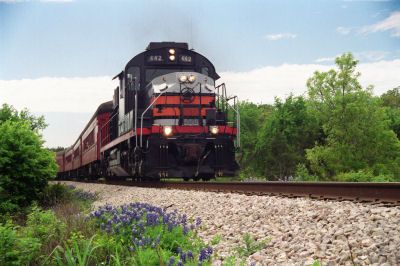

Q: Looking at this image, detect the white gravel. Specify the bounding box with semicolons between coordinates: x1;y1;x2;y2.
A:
60;181;400;266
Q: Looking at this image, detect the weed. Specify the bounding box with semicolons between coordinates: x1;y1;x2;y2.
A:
210;234;221;245
235;233;270;258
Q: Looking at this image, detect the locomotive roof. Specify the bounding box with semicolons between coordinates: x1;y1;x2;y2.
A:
121;42;220;80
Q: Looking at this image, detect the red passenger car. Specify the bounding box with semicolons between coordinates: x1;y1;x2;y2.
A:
56;101;112;178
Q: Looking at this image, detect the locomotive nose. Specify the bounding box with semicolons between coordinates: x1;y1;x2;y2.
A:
182;143;202;163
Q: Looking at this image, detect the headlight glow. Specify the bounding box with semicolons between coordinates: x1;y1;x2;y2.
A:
169;55;176;61
188;75;196;83
210;126;219;135
179;75;188;82
169;48;175;55
163;126;173;136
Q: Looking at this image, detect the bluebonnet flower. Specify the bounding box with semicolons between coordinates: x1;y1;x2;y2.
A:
207;246;213;255
187;250;193;260
195;217;202;227
183;225;189;235
167;256;175;266
198;246;213;262
180;252;186;262
177;261;183;266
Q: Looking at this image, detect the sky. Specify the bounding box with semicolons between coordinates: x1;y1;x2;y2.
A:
0;0;400;147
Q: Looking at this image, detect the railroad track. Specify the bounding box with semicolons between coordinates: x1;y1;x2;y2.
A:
61;179;400;204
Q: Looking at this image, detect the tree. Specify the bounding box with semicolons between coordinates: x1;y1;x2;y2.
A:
0;104;57;213
255;96;320;180
0;104;47;132
381;87;400;138
237;101;273;178
306;53;400;181
47;147;65;152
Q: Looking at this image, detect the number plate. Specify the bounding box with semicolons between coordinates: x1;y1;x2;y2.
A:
183;119;199;126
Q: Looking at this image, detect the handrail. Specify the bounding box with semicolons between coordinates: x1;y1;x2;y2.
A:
140;85;169;147
215;92;240;148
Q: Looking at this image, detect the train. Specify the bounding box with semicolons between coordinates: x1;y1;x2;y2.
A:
56;42;240;181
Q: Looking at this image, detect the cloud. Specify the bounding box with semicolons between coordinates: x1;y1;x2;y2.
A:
220;59;400;104
336;26;353;35
360;11;400;37
0;76;117;113
315;50;390;64
264;33;297;41
355;50;389;61
314;57;336;63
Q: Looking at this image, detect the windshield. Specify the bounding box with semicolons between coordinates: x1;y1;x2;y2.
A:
145;68;194;83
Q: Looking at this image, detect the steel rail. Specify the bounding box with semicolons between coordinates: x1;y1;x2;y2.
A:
61;179;400;204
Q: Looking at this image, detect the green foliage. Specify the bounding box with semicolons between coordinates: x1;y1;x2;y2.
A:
48;146;66;152
24;205;66;243
381;87;400;138
312;260;323;266
306;53;400;181
0;104;57;214
210;234;221;245
255;96;320;180
234;233;270;258
52;235;101;266
295;164;319;181
40;183;74;207
222;256;246;266
336;170;395;182
0;103;47;132
0;221;41;265
238;101;273;178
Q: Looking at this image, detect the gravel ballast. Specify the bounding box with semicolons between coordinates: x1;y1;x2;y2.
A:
61;181;400;265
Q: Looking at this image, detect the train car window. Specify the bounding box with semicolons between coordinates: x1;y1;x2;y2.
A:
125;66;140;114
119;87;123;98
126;67;140;90
145;68;194;83
119;79;124;99
83;130;95;151
73;148;79;158
201;67;209;76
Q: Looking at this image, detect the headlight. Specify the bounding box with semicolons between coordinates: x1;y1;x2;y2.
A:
209;126;219;135
188;75;196;83
179;75;188;82
163;126;173;136
169;48;175;55
169;55;176;61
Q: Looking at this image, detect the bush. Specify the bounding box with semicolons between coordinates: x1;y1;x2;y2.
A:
0;221;41;265
294;164;319;181
336;170;395;182
40;183;74;207
0;119;57;214
24;206;66;243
